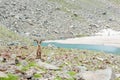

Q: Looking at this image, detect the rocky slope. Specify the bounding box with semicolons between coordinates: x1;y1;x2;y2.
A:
0;0;120;39
0;25;31;46
0;46;120;80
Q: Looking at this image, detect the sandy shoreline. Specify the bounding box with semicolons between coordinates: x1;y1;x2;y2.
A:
44;36;120;48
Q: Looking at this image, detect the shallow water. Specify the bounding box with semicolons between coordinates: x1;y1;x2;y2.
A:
41;42;120;55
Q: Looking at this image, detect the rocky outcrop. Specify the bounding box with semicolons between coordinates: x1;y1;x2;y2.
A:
36;60;60;70
75;68;116;80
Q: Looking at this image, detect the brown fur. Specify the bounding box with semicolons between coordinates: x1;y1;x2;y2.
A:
36;44;42;59
34;39;43;59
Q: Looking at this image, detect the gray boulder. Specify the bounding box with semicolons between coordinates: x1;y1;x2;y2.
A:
75;68;115;80
116;74;120;78
36;60;60;70
0;71;8;77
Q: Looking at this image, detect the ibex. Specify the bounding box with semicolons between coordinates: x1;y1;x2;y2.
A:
34;39;43;59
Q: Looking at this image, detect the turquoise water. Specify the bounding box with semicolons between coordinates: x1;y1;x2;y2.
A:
41;42;120;55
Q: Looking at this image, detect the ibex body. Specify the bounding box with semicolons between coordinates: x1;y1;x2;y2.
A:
34;39;43;59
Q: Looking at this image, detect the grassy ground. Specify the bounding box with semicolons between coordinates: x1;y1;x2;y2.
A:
0;26;31;46
111;0;120;4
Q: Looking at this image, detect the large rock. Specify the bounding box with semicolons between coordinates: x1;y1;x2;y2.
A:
75;68;115;80
36;60;60;70
0;71;8;77
116;74;120;78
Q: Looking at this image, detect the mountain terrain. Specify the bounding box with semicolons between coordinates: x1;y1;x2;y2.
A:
0;0;120;40
0;1;120;80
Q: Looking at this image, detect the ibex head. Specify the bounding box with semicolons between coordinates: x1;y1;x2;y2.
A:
34;39;45;45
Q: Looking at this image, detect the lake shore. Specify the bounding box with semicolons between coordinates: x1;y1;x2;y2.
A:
44;36;120;48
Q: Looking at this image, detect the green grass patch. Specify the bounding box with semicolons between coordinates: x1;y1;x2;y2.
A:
33;73;42;78
28;61;38;67
21;66;29;71
54;76;62;80
115;78;120;80
21;61;38;71
0;73;19;80
67;71;76;77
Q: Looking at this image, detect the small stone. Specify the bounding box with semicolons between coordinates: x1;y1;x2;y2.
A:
2;58;7;62
7;60;15;65
21;60;28;66
11;54;17;59
15;58;19;65
0;67;7;72
73;66;87;72
0;57;3;62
